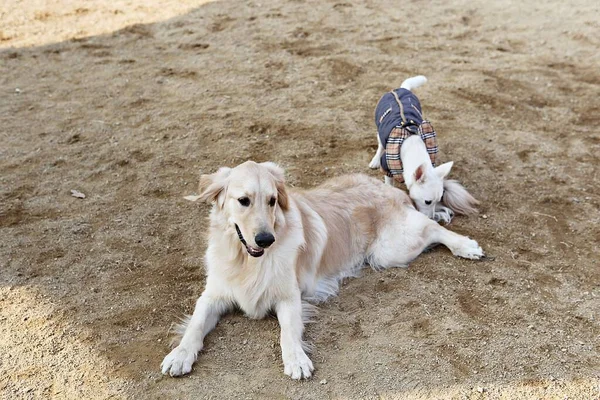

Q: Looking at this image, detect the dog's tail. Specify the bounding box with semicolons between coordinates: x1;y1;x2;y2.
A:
400;75;427;91
442;179;480;216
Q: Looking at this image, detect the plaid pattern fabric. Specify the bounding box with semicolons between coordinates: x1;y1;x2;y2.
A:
381;121;438;184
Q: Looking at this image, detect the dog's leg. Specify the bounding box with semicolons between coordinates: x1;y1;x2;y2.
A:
370;208;482;268
433;203;455;224
276;293;314;380
369;134;384;169
161;290;230;376
424;217;483;259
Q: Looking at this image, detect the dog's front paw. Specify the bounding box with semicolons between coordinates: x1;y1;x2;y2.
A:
283;349;314;380
161;345;198;376
452;238;484;260
434;207;454;224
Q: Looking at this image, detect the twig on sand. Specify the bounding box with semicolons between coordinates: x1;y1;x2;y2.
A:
533;212;558;222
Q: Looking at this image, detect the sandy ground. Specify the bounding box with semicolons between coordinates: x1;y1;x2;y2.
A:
1;0;599;399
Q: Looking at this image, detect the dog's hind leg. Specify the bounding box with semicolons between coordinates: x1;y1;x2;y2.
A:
161;289;231;376
422;217;483;259
369;208;483;268
369;209;432;268
276;292;314;380
369;133;384;169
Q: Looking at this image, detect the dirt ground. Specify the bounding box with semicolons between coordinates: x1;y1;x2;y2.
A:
1;0;599;399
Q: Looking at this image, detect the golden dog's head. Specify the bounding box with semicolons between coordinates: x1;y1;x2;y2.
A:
191;161;288;257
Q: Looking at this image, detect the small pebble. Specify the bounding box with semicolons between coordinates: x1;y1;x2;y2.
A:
320;379;327;385
477;387;485;393
482;214;488;219
70;189;86;199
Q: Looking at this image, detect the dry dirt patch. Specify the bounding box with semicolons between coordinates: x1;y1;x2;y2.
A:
1;0;599;399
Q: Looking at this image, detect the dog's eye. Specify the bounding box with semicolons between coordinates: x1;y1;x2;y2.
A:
425;200;432;205
238;197;250;207
269;196;276;207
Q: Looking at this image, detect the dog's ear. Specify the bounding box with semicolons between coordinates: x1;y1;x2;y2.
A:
414;163;427;183
194;167;231;207
434;161;453;180
260;162;289;211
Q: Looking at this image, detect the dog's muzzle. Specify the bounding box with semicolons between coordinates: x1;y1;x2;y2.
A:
235;224;265;257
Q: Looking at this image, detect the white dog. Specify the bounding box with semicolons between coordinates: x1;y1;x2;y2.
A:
369;76;479;223
161;161;484;379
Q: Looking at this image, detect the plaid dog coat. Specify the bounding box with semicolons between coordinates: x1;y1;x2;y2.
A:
374;88;438;184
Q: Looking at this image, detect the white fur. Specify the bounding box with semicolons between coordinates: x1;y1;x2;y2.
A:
442;179;480;216
400;75;427;90
401;135;452;219
369;76;478;222
368;133;384;169
161;162;484;379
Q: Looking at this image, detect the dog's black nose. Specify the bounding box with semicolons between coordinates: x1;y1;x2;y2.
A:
255;232;275;248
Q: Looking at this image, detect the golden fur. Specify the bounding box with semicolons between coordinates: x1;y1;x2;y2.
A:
162;161;484;379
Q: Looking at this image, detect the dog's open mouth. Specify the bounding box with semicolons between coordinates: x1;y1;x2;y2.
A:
235;224;265;258
246;246;264;257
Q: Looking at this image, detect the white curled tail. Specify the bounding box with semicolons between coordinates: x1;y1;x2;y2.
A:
442;179;480;216
400;75;427;90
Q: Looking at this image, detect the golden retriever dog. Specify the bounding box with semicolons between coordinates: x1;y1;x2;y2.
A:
161;161;484;379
